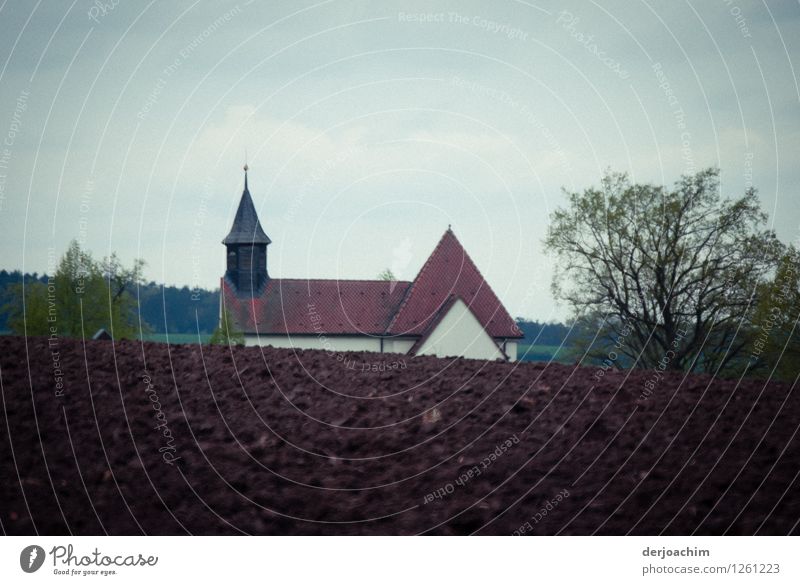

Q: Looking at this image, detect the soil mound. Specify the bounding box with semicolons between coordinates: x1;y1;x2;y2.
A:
1;336;797;534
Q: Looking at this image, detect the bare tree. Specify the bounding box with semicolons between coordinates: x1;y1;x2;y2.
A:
545;168;783;374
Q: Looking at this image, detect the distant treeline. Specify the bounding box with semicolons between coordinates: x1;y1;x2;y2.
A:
0;270;48;333
136;281;219;334
514;319;575;346
2;270;569;344
0;270;219;334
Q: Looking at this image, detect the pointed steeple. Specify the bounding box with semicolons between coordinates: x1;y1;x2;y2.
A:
223;165;271;294
222;165;271;245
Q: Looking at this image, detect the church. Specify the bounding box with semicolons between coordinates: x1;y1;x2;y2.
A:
220;167;523;361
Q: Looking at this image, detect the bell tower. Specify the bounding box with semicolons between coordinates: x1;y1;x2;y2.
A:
222;165;271;294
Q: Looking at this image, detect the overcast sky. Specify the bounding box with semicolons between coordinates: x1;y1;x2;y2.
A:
0;0;798;321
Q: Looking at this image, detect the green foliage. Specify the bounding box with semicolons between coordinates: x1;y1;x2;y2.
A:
1;270;220;336
209;306;244;346
750;246;800;381
2;240;147;339
4;281;51;336
545;168;784;376
377;268;396;281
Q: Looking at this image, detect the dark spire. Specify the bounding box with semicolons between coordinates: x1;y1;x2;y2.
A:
222;165;271;245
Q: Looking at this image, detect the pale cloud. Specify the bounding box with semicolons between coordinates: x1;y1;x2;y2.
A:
1;0;798;321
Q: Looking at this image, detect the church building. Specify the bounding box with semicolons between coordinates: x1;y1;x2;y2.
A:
220;167;523;361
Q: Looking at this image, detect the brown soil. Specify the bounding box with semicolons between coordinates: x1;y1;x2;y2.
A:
1;336;798;535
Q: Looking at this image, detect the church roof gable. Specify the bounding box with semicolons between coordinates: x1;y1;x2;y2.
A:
385;229;522;338
222;228;522;340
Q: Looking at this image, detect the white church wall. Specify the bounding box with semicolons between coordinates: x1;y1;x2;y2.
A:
245;334;383;352
416;299;505;361
244;328;513;361
383;337;416;354
503;340;518;362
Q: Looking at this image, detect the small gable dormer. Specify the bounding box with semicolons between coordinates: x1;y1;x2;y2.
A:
222;165;271;294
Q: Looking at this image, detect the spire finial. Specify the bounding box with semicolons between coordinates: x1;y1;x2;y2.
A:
243;157;249;191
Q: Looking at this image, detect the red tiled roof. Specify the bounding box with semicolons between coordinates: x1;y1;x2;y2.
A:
222;277;411;336
385;229;523;338
222;229;522;339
